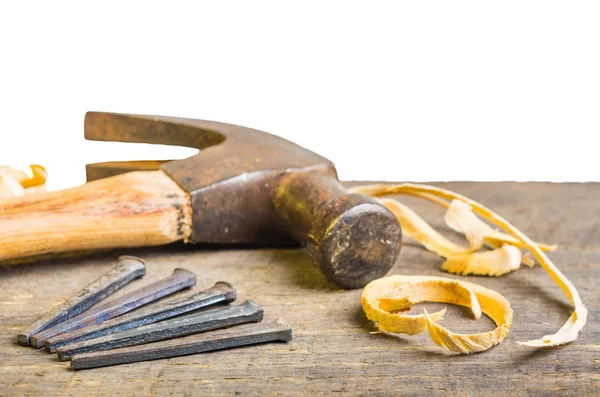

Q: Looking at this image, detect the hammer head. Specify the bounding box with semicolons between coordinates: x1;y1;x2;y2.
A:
85;112;402;288
85;112;337;245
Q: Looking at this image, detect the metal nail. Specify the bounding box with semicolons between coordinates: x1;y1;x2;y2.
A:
58;300;262;360
45;281;235;353
30;268;195;348
18;256;146;347
70;318;293;370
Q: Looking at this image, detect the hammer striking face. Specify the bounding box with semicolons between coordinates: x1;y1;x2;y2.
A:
0;112;401;288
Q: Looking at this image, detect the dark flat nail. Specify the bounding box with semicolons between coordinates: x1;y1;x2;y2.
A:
71;318;292;370
18;256;146;347
30;268;195;348
58;300;262;360
46;282;235;353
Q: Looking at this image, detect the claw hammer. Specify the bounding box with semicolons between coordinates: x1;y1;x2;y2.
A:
0;113;402;288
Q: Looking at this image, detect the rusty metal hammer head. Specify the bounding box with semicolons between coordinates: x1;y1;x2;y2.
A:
85;112;402;289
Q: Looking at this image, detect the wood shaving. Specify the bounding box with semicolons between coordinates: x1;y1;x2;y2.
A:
353;183;587;349
362;275;512;353
522;252;536;268
0;165;48;198
379;198;468;258
0;174;26;198
0;166;28;184
380;198;524;276
353;185;557;253
445;199;492;251
445;199;557;253
20;164;48;189
441;244;522;277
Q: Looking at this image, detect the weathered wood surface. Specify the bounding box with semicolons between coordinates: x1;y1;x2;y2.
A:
0;182;598;396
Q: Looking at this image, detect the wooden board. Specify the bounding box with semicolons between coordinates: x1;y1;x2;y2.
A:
0;182;598;396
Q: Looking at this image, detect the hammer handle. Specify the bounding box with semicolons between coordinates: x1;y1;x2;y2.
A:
0;171;191;263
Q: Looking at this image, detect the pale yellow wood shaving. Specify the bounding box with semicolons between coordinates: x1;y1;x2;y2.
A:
354;183;587;347
445;199;496;251
362;276;482;336
362;293;446;336
0;166;28;184
522;252;536;268
484;233;557;252
446;199;558;253
20;164;48;189
380;198;524;276
378;296;414;312
441;244;522;277
380;198;468;258
0;165;48;198
0;175;26;198
362;275;511;353
352;185;557;252
423;308;510;354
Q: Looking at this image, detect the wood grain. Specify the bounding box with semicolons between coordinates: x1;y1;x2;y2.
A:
0;171;191;263
0;182;598;396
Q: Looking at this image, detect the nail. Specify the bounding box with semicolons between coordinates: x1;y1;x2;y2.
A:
30;268;195;348
18;256;146;347
70;318;292;370
46;281;235;353
58;300;261;360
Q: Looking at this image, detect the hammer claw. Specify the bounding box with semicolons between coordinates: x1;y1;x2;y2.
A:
85;112;225;149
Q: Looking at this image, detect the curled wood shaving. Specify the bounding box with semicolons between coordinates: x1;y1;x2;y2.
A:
485;233;557;253
353;185;557;253
353;183;588;348
362;275;512;353
0;166;28;184
0;165;48;198
441;244;522;277
380;198;523;276
370;305;446;335
20;164;48;189
379;198;468;258
445;199;495;251
522;252;536;268
445;199;557;254
0;174;26;198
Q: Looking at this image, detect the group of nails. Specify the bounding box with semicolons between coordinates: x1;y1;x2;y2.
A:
17;256;293;370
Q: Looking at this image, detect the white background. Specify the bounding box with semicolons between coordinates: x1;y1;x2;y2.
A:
1;1;599;191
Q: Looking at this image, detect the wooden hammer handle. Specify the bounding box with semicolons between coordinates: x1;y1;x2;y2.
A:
0;171;191;263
